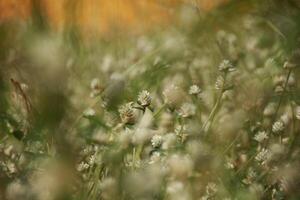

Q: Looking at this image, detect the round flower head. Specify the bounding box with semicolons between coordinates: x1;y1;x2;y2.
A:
254;131;269;143
189;85;201;95
272;120;285;133
137;90;151;107
178;102;196;118
119;102;136;124
151;135;163;148
218;60;235;72
163;84;185;107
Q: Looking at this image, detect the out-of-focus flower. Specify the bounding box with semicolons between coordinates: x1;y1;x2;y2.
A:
254;131;269;143
90;78;103;97
218;60;235;72
151;135;163;148
178;102;196;118
189;85;201;95
163;84;185;107
215;75;225;90
83;108;96;117
119;102;136;124
162;133;177;150
77;161;89;172
137;90;152;107
167;154;193;179
263;103;276;117
295;106;300;120
255;148;271;164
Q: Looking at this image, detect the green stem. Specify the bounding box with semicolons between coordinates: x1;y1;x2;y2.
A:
153;103;167;118
201;74;227;136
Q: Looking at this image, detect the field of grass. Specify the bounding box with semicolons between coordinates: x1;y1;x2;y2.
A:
1;1;300;199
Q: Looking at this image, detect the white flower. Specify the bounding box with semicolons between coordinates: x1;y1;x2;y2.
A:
119;102;136;124
90;78;103;97
77;161;89;172
90;78;100;90
295;106;300;120
218;60;235;72
263;103;276;117
137;90;151;107
255;148;271;164
178;102;196;118
206;182;218;196
215;75;225;90
272;120;285;133
151;135;163;148
83;108;95;117
189;85;201;95
162;84;184;107
254;131;269;143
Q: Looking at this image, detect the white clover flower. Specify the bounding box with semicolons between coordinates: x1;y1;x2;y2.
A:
90;78;100;90
215;75;225;90
90;78;103;97
151;134;163;148
83;108;95;117
137;90;151;107
178;102;196;118
77;161;89;172
218;60;235;72
88;154;96;165
162;84;184;107
189;84;201;95
119;102;136;124
263;102;277;117
254;131;269;143
295;106;300;120
272;120;285;133
255;148;271;164
206;182;218;196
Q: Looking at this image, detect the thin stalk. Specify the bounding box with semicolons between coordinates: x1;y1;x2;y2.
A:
201;74;227;136
272;69;292;124
153;103;167;118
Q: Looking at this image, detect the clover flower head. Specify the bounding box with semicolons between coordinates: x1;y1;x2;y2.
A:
137;90;152;107
272;120;285;133
178;102;196;118
254;131;269;143
218;60;235;72
151;134;163;148
189;85;201;95
119;102;136;124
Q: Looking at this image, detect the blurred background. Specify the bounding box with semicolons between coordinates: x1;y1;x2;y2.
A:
1;0;300;200
0;0;228;35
